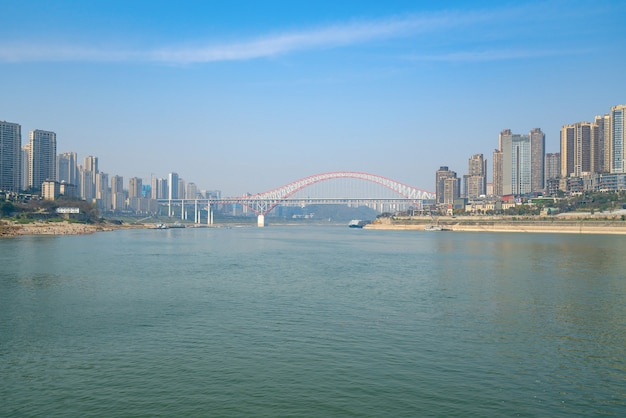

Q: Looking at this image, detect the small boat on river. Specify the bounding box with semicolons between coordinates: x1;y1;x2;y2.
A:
424;224;444;231
348;220;370;228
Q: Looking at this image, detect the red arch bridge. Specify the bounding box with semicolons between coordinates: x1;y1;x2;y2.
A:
157;171;435;226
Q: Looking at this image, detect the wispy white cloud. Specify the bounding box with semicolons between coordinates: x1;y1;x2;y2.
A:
0;10;486;63
0;7;544;64
149;13;470;64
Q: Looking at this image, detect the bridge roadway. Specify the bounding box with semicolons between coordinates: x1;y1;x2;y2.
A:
156;171;435;227
157;197;429;226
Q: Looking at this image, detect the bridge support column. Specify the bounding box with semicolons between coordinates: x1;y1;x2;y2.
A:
257;214;265;227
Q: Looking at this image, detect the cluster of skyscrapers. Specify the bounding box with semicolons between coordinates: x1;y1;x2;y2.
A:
2;102;625;215
0;121;219;213
435;103;626;208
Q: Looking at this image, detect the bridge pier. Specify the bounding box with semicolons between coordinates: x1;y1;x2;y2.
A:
257;214;265;227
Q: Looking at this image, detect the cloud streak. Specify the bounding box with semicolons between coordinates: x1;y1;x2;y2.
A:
0;7;543;64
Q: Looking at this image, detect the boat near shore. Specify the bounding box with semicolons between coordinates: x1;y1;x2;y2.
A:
348;220;371;228
154;222;185;229
424;224;444;231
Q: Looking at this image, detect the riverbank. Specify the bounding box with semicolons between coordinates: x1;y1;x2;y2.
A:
0;220;144;237
365;215;626;234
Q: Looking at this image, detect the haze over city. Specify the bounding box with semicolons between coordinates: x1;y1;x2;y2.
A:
2;0;625;196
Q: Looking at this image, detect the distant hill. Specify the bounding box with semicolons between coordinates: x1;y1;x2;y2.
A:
299;204;378;222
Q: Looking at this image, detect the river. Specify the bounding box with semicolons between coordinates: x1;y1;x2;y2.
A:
1;226;625;416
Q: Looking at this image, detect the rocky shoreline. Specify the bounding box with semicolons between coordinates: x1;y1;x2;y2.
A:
0;220;142;238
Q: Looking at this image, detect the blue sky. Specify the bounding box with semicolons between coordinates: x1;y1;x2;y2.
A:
1;0;625;195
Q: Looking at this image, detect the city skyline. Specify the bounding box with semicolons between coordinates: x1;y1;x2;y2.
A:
2;98;625;198
1;1;626;195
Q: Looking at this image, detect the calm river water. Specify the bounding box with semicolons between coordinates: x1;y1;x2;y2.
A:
1;225;625;416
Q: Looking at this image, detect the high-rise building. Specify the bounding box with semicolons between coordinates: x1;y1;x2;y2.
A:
561;123;590;177
57;152;78;185
560;121;606;178
0;121;22;192
96;172;110;211
168;172;179;199
151;177;168;199
29;130;56;190
609;104;626;173
178;177;185;199
80;169;95;200
128;177;142;198
599;114;611;173
442;176;460;205
495;129;544;196
463;154;487;199
593;115;607;173
84;155;98;174
110;175;124;211
530;128;545;192
435;166;457;204
79;155;98;200
21;144;30;190
111;175;124;195
186;182;198;200
545;153;561;181
492;149;503;196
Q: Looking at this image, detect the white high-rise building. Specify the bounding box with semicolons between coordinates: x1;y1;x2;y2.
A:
0;121;22;192
168;172;179;199
21;144;30;191
29;130;56;190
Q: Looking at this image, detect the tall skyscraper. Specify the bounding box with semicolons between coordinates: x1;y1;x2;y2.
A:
21;144;30;190
111;175;124;195
29;129;56;190
186;182;198;200
442;176;460;205
545;153;561;182
593;115;607;173
168;172;179;199
561;123;590;177
560;121;606;178
80;169;95;200
79;155;98;200
435;166;457;204
0;121;22;192
464;154;487;199
96;172;111;211
84;155;98;174
492;148;503;196
530;128;545;192
599;114;611;173
609;104;626;173
110;175;125;211
57;151;78;185
151;177;168;199
495;129;544;196
128;177;142;198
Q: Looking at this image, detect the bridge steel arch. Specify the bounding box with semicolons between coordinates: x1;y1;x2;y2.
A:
242;171;435;216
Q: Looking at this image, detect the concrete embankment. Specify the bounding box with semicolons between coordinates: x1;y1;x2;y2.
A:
365;219;626;234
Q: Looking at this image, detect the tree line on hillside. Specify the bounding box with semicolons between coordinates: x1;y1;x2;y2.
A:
0;198;100;223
